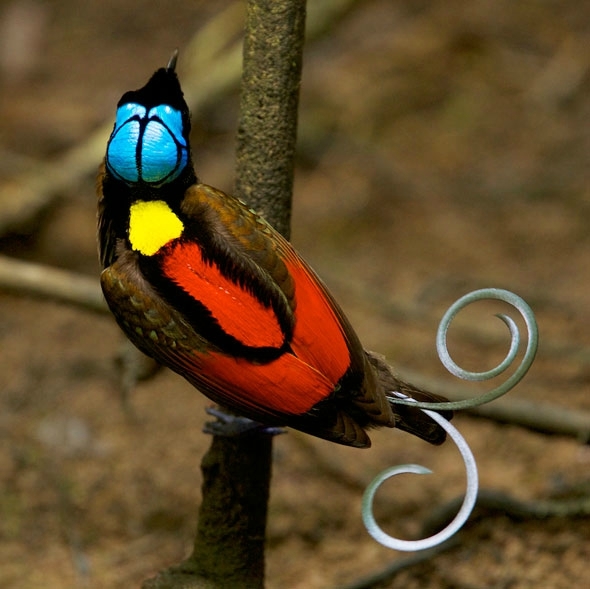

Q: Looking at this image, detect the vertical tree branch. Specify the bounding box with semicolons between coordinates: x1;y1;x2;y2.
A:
142;1;306;587
235;0;306;238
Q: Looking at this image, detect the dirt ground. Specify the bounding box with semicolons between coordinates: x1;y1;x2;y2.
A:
1;1;590;587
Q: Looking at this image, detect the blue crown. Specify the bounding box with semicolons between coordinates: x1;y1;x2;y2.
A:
106;101;188;186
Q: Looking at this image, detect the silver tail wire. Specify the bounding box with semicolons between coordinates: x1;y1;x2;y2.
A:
362;288;539;551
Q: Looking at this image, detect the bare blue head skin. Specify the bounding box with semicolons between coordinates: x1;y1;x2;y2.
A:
106;52;191;187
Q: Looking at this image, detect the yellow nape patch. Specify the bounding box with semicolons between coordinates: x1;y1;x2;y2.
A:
129;200;184;256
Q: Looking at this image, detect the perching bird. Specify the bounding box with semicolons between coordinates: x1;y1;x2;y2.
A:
97;54;451;448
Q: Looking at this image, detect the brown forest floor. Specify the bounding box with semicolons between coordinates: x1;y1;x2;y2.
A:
1;1;590;587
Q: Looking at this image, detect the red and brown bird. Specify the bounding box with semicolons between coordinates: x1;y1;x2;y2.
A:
97;55;450;448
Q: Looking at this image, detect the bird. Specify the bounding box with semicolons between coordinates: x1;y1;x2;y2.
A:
97;53;451;448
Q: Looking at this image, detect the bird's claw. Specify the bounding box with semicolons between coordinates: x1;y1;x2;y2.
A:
204;407;286;437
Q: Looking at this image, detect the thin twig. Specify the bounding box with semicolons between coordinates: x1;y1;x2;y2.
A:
421;488;590;539
336;539;459;589
0;254;106;313
404;369;590;443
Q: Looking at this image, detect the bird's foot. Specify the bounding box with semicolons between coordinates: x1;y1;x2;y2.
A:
203;407;286;437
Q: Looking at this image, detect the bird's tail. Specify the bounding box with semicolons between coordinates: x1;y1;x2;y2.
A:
365;351;452;445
